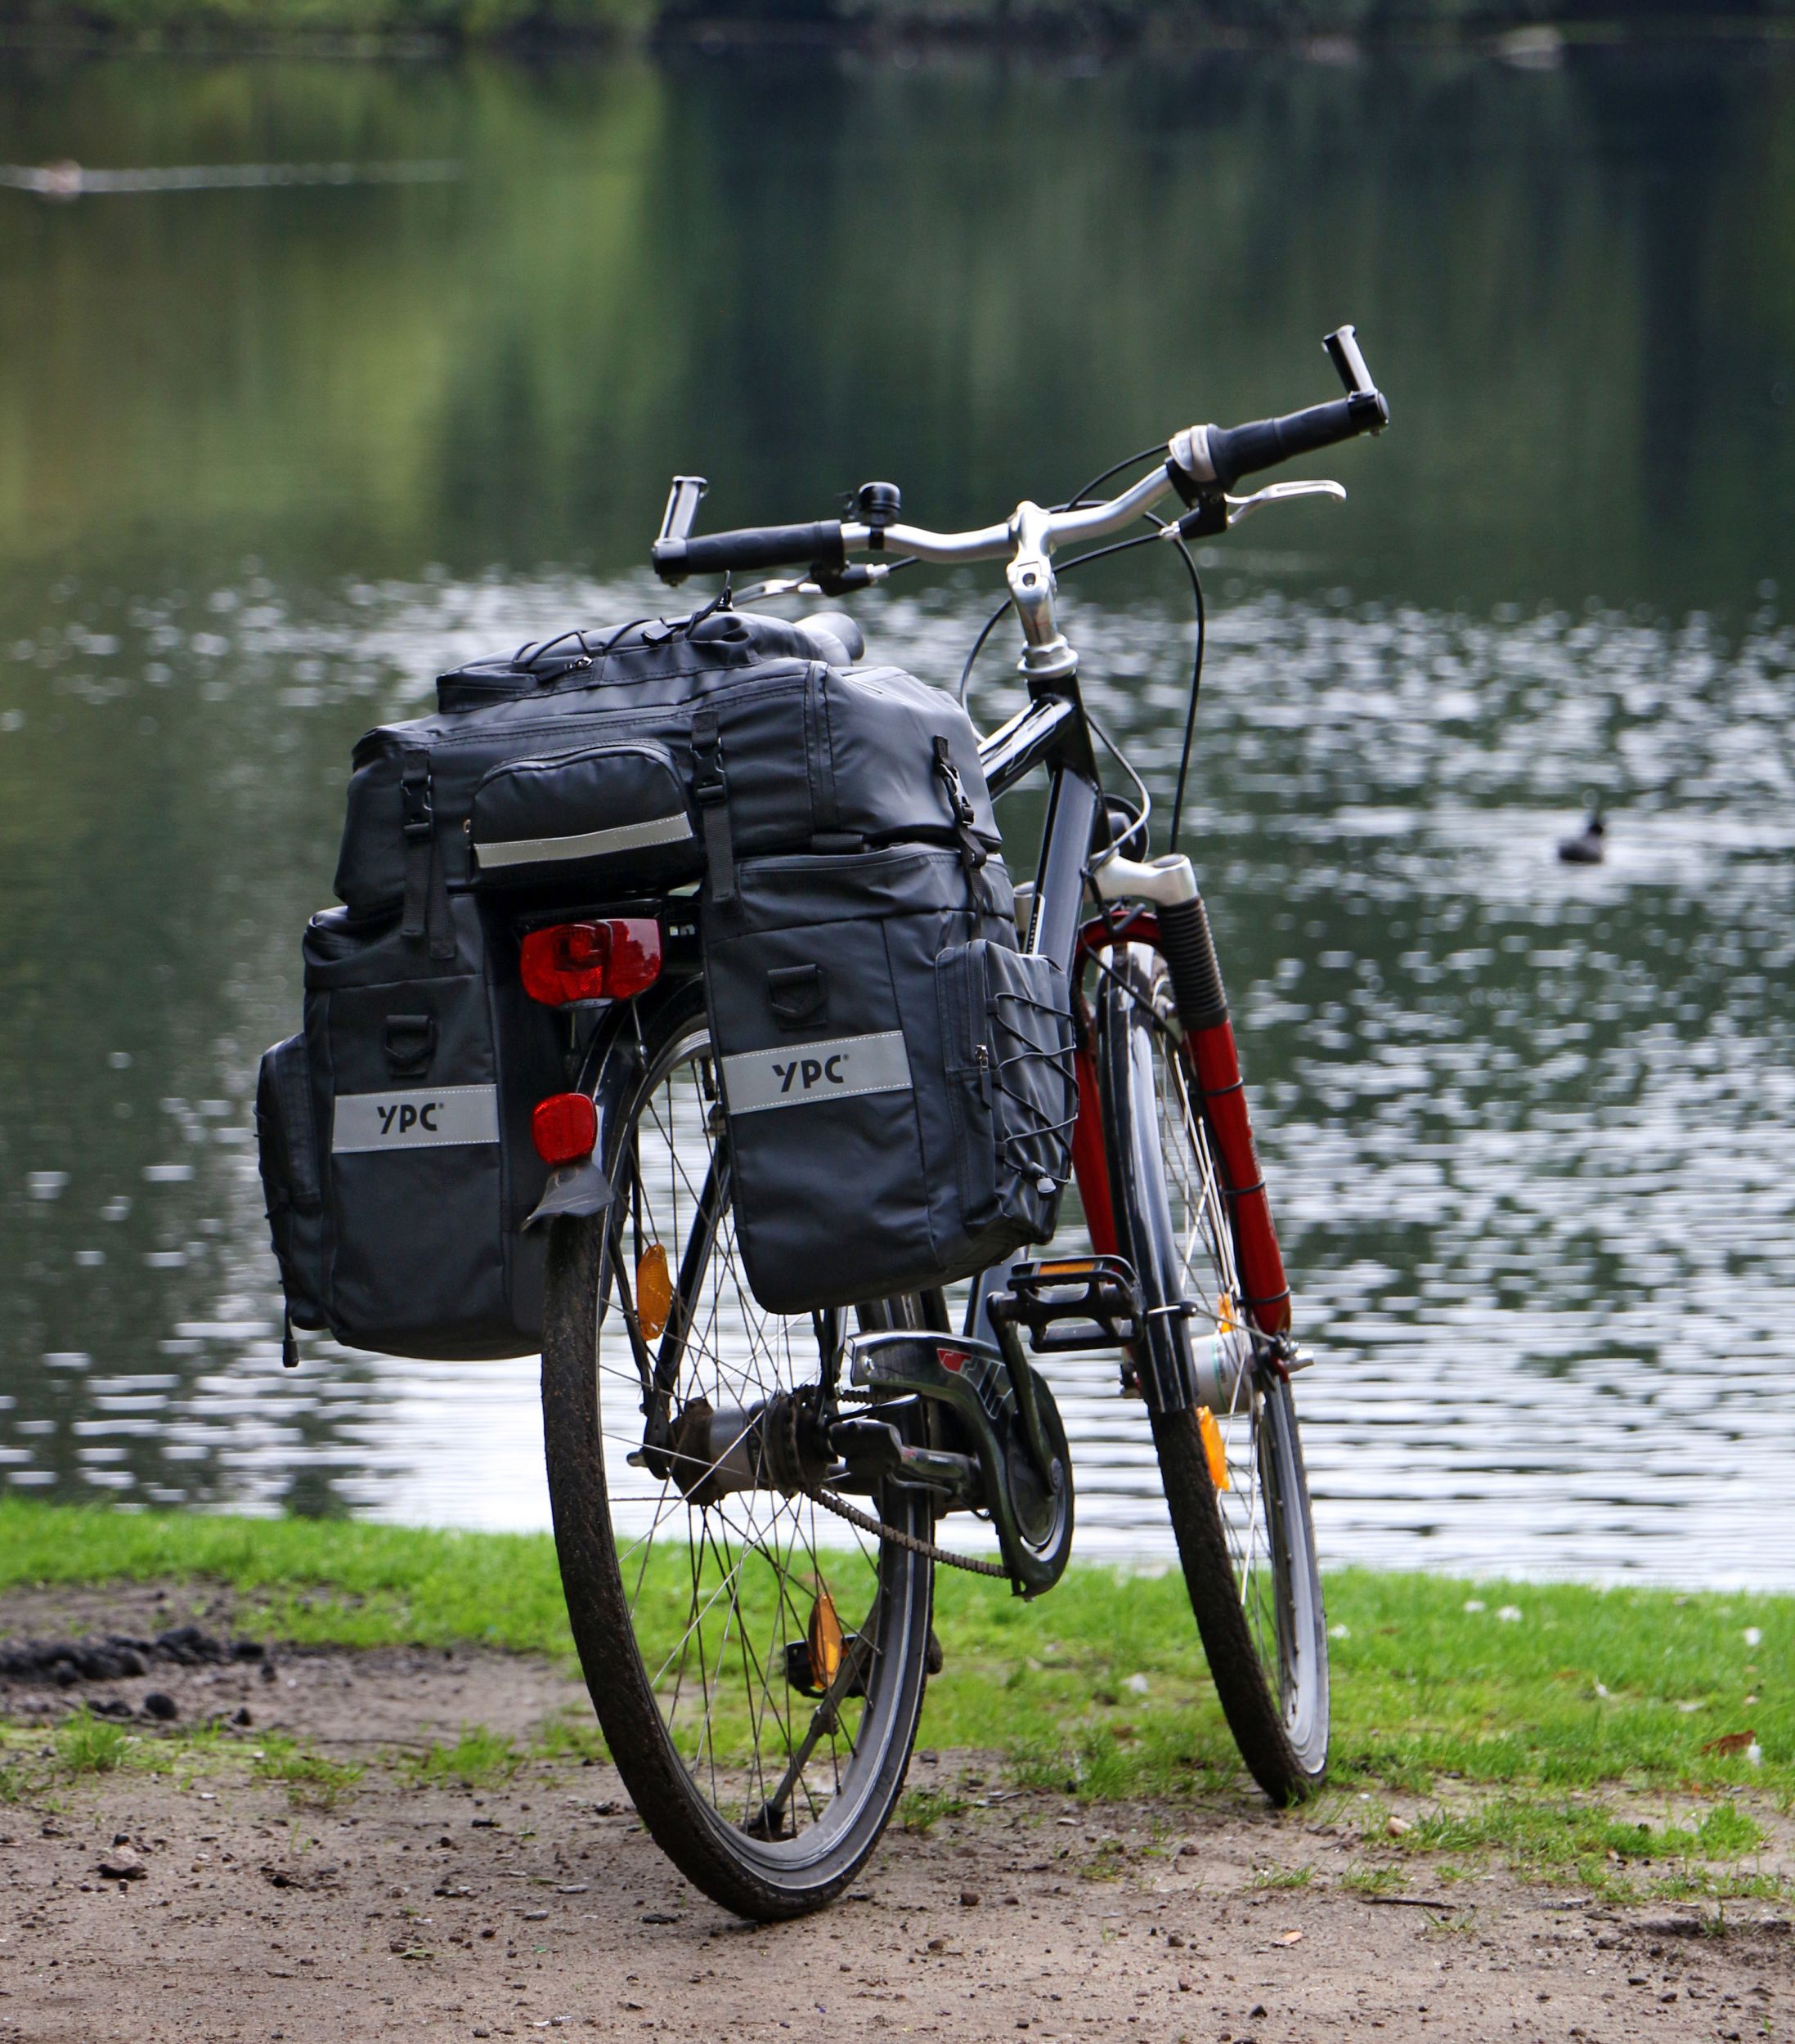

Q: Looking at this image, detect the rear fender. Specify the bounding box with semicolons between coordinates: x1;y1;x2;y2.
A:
523;977;702;1230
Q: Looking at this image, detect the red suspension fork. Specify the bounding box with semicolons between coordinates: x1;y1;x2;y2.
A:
1181;1015;1291;1336
1070;1041;1117;1257
1078;905;1291;1338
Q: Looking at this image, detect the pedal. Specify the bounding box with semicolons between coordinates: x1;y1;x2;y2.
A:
986;1256;1142;1354
783;1633;868;1701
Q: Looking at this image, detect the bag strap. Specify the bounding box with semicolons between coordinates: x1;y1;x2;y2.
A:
691;706;737;905
400;748;455;960
932;737;986;871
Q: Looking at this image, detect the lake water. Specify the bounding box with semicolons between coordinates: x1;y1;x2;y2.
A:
2;42;1793;1586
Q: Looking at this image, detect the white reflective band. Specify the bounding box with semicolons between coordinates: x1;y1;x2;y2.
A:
473;810;693;871
721;1032;913;1115
332;1085;500;1153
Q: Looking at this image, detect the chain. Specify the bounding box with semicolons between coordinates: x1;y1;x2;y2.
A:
797;1477;1010;1579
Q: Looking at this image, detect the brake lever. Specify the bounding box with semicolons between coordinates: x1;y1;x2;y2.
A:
733;563;895;607
1161;477;1346;541
1225;477;1347;527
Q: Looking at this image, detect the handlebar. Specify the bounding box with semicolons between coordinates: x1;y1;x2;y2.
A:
1173;388;1386;494
651;325;1388;586
661;518;848;580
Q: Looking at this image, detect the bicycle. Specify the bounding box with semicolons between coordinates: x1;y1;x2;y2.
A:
538;325;1389;1920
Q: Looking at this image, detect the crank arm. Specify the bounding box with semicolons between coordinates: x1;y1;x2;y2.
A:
847;1334;1071;1597
986;1319;1062;1507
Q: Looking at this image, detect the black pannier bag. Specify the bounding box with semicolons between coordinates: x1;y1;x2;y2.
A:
256;894;563;1360
331;612;1000;939
702;845;1077;1316
258;606;1030;1354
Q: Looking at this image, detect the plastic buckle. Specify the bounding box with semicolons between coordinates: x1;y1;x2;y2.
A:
402;778;434;843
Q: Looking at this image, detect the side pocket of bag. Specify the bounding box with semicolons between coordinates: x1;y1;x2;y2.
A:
938;940;1076;1249
255;1033;327;1329
936;941;999;1232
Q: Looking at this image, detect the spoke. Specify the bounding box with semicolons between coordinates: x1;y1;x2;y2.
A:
586;1016;912;1844
621;1484;684;1612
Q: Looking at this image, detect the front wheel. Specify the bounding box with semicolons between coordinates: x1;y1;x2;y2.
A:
1098;943;1329;1803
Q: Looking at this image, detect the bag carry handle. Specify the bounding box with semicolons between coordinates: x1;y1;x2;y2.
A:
383;1012;438;1078
767;963;828;1029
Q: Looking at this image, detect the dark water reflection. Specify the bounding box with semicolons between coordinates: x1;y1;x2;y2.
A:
2;45;1792;1584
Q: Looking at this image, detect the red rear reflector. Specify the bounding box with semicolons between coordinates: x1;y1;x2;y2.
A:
520;919;662;1006
532;1091;598;1167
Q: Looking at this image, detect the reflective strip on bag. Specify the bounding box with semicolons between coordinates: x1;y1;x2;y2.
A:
473;810;693;872
332;1085;500;1153
721;1032;913;1115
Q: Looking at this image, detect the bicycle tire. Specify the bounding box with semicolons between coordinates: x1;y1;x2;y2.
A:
541;984;935;1920
1097;942;1329;1803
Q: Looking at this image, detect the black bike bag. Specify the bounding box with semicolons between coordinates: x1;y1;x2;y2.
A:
334;612;998;932
255;895;563;1360
702;844;1076;1315
258;604;1010;1356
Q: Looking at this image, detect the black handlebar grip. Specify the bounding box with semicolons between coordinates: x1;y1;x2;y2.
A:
653;519;846;585
1202;395;1377;491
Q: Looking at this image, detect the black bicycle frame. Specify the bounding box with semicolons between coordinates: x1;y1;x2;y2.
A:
978;679;1109;971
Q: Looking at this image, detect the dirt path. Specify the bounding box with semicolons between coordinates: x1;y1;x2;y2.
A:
1;1590;1789;2044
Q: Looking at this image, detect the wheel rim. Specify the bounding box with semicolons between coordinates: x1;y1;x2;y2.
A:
1142;966;1328;1772
590;1010;929;1866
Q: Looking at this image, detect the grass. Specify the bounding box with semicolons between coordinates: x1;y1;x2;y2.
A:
0;1709;364;1810
253;1733;363;1809
56;1709;131;1776
0;1500;1789;1877
899;1785;968;1833
0;1498;577;1659
410;1725;523;1789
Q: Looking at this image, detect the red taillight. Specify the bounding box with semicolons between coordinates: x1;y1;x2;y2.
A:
532;1091;598;1167
519;919;662;1006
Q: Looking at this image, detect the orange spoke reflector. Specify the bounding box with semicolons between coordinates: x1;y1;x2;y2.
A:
636;1244;672;1343
1196;1405;1230;1490
808;1589;844;1691
1217;1291;1240;1334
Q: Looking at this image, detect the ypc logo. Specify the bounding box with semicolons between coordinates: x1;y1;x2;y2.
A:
331;1084;500;1154
770;1054;848;1096
720;1030;913;1117
376;1099;444;1136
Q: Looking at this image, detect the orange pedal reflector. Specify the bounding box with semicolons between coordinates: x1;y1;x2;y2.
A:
636;1244;671;1342
1196;1405;1230;1490
1037;1258;1102;1276
808;1589;844;1691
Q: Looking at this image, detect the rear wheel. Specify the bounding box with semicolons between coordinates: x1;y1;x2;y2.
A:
1097;943;1329;1803
541;984;935;1920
